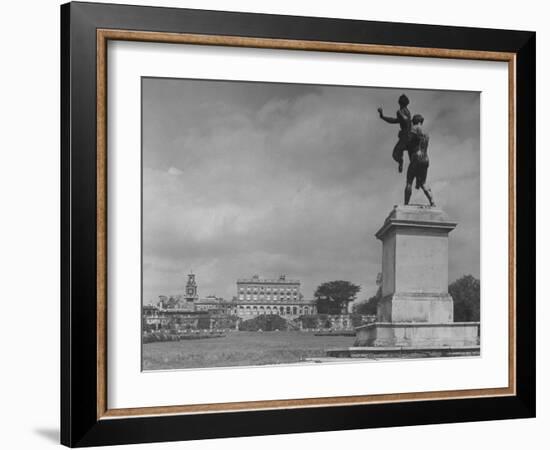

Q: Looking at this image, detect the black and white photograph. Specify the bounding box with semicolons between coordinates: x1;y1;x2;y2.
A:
141;78;481;371
0;0;538;447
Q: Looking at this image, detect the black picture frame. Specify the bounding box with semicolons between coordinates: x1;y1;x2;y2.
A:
61;1;535;447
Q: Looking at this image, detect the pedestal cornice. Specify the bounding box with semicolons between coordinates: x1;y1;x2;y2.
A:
375;204;457;240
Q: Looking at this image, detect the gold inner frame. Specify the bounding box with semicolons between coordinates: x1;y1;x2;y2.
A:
96;29;517;420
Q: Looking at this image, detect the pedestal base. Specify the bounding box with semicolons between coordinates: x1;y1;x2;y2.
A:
377;293;454;323
325;345;480;359
354;322;480;347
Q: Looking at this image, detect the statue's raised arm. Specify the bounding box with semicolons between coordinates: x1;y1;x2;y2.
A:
377;107;399;124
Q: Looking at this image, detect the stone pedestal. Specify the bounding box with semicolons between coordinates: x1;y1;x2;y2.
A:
355;205;479;348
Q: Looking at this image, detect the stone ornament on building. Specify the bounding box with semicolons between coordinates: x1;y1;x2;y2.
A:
184;273;199;303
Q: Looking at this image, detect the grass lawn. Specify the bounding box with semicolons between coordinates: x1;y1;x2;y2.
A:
142;331;355;370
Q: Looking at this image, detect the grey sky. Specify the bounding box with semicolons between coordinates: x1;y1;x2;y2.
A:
142;77;480;304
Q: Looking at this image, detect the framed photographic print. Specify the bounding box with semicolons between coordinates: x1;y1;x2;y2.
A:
60;1;536;447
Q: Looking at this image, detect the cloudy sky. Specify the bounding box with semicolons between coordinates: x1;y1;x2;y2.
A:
142;77;480;304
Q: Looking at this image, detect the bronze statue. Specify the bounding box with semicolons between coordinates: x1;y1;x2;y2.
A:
405;114;435;206
377;95;435;206
377;94;411;173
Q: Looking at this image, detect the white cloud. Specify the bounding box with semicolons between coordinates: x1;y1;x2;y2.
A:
167;166;183;176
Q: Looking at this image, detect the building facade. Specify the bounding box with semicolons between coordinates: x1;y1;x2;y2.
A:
184;273;199;303
195;295;233;314
144;273;319;333
233;274;317;319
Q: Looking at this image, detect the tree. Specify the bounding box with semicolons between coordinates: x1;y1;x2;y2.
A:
314;280;361;314
238;314;288;332
354;286;382;315
449;275;480;322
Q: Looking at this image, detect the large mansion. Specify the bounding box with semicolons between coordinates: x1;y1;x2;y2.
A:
148;273;317;320
234;274;316;319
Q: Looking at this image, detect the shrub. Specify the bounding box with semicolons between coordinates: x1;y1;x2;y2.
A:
238;314;288;331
